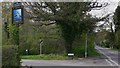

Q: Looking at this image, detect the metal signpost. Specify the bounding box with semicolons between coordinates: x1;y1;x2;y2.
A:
39;39;43;56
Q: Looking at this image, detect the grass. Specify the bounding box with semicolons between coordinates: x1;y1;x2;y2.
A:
21;54;68;60
88;49;101;58
21;51;101;60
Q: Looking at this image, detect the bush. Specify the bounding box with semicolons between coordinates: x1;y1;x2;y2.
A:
72;33;99;57
72;33;86;57
42;38;66;55
2;45;20;67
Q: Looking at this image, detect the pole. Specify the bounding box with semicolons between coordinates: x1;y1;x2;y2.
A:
85;33;87;58
16;24;19;45
15;24;20;65
40;43;42;55
12;2;23;65
40;41;43;56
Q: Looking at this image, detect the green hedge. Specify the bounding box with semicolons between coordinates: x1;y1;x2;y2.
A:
2;45;20;67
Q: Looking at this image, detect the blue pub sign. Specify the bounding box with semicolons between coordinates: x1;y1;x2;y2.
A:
12;2;24;24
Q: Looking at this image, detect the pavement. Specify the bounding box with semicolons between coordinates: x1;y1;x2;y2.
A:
21;45;120;67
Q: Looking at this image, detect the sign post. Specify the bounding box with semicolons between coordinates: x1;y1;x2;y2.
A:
68;53;74;59
85;33;88;58
39;39;43;56
12;2;24;63
12;2;24;45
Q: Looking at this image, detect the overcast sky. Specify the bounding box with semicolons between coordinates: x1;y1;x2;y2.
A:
90;0;120;17
89;2;118;26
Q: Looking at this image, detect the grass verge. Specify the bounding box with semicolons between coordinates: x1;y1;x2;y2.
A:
21;54;68;60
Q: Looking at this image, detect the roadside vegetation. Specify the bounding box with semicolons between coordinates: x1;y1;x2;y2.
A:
21;54;68;60
2;2;120;67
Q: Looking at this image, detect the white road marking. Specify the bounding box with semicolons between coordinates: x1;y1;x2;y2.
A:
95;46;118;66
96;47;113;66
105;59;113;66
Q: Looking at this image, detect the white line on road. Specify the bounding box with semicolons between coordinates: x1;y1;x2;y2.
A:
105;59;113;66
95;46;118;66
97;48;114;66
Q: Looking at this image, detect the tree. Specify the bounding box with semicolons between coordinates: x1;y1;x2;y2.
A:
24;2;109;53
113;5;120;50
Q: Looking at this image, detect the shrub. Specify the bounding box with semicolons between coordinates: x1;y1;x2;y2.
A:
72;33;99;57
2;45;20;67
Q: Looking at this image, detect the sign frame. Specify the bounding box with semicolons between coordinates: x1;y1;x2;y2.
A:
12;3;24;24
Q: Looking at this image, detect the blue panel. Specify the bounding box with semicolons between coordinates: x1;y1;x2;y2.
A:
13;9;22;22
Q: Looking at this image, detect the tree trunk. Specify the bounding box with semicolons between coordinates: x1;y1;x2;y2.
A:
65;42;73;54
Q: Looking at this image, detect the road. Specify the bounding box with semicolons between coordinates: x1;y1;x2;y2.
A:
21;58;110;66
95;45;119;66
21;46;119;67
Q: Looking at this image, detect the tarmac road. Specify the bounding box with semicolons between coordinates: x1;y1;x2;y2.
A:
95;45;119;66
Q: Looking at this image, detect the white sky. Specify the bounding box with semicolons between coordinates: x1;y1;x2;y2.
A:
89;2;119;18
89;0;120;32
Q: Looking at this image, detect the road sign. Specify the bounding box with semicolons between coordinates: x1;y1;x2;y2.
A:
68;53;74;56
68;53;74;60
